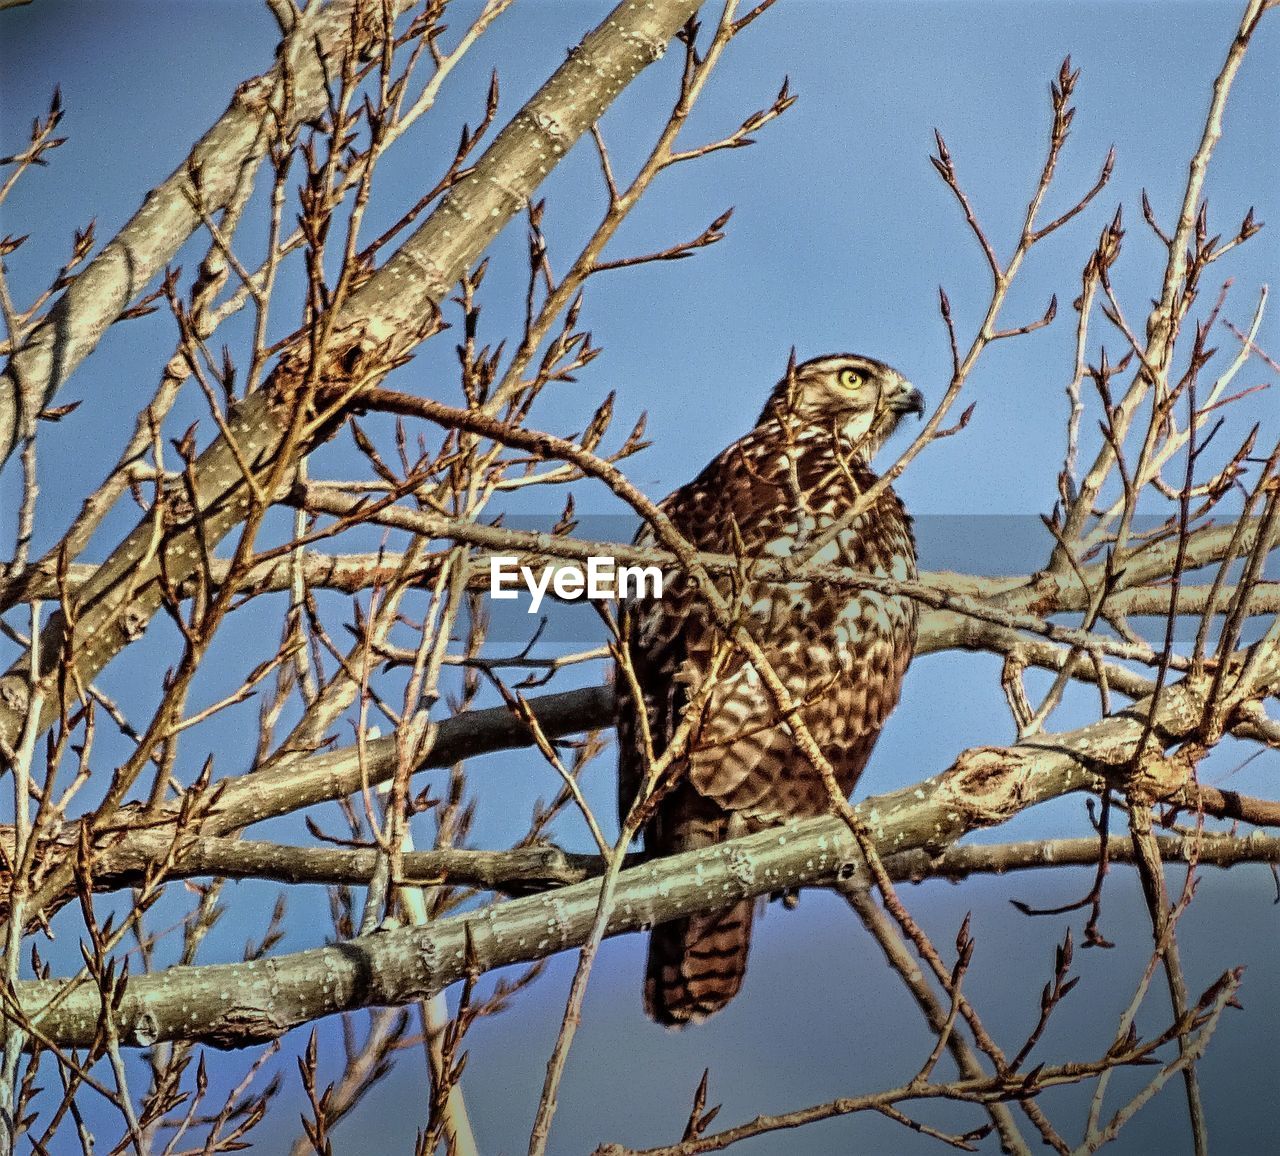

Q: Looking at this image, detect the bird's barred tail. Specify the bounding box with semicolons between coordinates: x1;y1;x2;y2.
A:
645;900;754;1025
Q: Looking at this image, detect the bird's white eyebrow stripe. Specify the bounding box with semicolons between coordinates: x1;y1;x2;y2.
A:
800;354;888;374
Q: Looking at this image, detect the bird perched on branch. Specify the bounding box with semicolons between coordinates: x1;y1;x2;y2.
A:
616;353;924;1025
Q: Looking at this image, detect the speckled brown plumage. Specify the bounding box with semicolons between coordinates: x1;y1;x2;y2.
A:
616;354;922;1025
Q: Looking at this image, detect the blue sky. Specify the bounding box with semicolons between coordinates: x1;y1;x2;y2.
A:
2;2;1278;1152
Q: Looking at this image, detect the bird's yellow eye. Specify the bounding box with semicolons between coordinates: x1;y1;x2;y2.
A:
838;367;864;390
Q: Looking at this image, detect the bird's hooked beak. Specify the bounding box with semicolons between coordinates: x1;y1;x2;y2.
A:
886;377;926;420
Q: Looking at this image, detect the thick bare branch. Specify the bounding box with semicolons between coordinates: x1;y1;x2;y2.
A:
13;674;1231;1049
0;0;703;754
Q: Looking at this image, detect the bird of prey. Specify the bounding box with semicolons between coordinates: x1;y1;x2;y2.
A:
616;353;923;1025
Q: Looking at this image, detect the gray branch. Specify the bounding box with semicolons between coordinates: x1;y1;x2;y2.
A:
0;0;703;752
15;676;1221;1049
52;827;1279;896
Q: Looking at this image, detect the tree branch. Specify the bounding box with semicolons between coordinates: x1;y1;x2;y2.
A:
13;673;1239;1049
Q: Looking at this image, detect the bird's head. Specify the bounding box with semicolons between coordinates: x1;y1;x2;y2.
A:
760;353;925;457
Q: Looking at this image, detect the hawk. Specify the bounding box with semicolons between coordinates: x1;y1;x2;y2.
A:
616;353;923;1025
